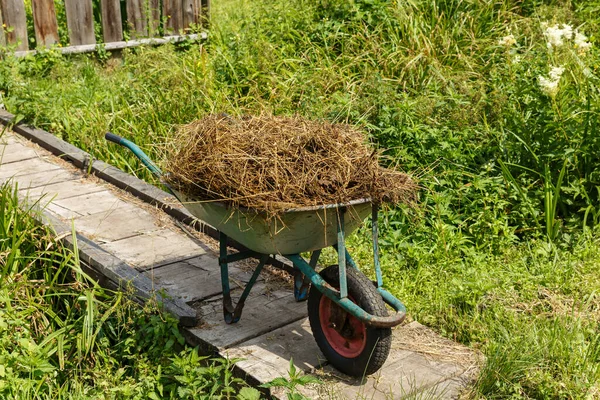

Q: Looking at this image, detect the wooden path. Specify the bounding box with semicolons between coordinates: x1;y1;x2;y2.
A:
0;126;477;399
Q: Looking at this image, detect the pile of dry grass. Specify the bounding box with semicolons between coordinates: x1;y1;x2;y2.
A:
161;114;417;214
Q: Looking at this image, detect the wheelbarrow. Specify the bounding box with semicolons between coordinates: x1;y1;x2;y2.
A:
105;132;407;377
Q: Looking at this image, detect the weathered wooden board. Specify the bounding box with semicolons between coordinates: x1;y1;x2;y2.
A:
49;190;131;217
0;157;60;180
73;204;160;243
163;0;183;33
0;0;28;50
187;284;307;350
226;318;326;384
64;0;95;46
31;0;59;47
147;256;262;303
6;169;77;192
19;179;105;201
126;0;160;37
0;142;40;164
0;6;5;46
101;228;207;269
100;0;122;43
182;0;201;29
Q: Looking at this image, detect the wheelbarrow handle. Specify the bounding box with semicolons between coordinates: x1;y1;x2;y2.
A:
104;132;163;178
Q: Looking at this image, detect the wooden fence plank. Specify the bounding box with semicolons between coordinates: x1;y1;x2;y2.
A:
31;0;59;47
100;0;122;43
126;0;146;37
0;7;5;46
127;0;160;37
163;0;183;34
64;0;95;46
0;0;28;50
149;0;160;36
182;0;201;30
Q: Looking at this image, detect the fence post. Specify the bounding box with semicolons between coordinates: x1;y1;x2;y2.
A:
0;0;28;51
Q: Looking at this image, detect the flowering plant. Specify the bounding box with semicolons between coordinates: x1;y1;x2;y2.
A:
495;22;599;237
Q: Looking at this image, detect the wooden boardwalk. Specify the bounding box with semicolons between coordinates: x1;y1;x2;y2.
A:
0;128;477;399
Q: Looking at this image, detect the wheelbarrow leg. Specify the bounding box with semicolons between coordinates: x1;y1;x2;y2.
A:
294;249;321;301
219;232;267;324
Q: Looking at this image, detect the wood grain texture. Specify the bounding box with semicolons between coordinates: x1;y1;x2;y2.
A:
64;0;95;46
126;0;160;37
0;0;28;50
100;0;122;43
182;0;201;30
163;0;183;33
31;0;59;47
0;4;6;45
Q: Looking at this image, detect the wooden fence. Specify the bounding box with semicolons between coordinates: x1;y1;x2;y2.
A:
0;0;209;55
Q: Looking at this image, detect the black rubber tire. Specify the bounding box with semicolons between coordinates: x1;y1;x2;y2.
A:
308;265;392;377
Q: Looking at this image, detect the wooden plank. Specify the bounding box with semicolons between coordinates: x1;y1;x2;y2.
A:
187;284;307;350
31;0;59;47
0;142;40;164
0;110;88;168
101;228;207;269
73;204;160;243
148;0;160;36
0;0;28;50
126;0;147;38
226;318;326;386
2;168;78;192
12;32;208;57
100;0;123;43
163;0;183;33
182;0;201;30
64;0;95;46
0;3;6;46
147;256;262;303
20;179;105;202
49;190;131;217
36;210;198;326
0;157;60;180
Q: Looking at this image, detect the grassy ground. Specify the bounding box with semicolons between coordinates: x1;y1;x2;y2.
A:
0;182;271;398
2;0;600;398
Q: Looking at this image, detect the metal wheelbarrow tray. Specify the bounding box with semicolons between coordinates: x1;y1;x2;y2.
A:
106;132;407;377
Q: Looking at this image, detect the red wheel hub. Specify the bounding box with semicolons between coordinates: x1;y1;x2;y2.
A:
319;295;367;358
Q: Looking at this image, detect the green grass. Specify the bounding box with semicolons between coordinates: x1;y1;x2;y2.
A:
2;0;600;397
0;182;269;399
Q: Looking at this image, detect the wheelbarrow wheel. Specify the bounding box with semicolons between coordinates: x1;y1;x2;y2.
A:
308;265;391;377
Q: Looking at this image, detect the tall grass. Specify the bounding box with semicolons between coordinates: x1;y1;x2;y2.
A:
0;182;263;398
2;0;600;397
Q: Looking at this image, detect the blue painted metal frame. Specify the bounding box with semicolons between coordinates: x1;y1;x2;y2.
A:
215;204;406;328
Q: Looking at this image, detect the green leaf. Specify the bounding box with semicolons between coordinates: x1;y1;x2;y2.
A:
237;387;261;400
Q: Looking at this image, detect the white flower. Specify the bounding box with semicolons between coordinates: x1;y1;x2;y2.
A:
538;75;560;97
544;23;575;48
545;25;565;47
574;31;592;53
511;55;522;64
498;34;517;46
561;24;574;40
549;66;565;80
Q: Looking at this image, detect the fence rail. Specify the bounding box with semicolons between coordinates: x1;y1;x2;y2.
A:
0;0;209;55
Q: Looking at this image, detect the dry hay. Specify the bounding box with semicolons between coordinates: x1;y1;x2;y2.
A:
161;114;418;215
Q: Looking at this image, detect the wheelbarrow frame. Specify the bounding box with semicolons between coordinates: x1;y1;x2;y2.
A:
104;132;407;329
